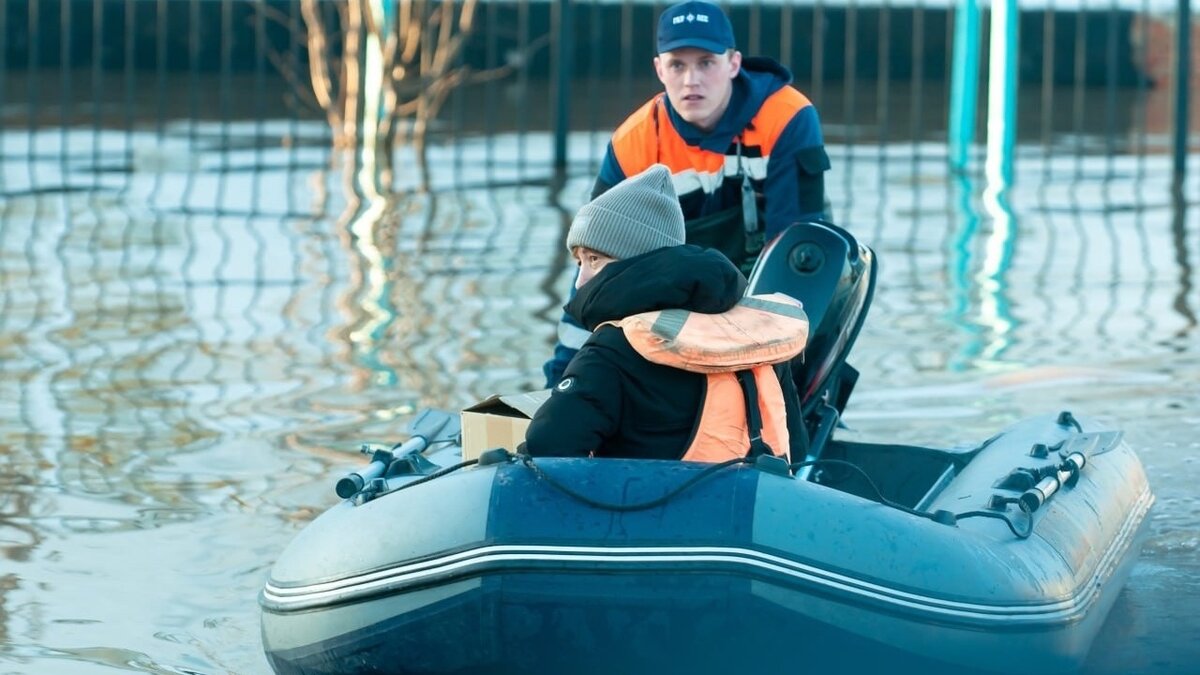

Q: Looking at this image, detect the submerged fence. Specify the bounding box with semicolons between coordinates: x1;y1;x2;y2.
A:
1;0;1197;392
1;0;1196;186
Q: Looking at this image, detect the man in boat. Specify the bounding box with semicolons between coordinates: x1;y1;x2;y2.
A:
524;164;808;462
543;0;831;387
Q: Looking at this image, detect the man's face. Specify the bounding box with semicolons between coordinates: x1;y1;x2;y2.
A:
653;48;741;133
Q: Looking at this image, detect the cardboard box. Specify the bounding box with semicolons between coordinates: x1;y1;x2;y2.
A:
460;389;551;461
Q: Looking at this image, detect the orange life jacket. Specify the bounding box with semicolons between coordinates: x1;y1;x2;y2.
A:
602;293;809;463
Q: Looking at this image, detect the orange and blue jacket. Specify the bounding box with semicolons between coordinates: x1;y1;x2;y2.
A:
591;57;830;241
545;58;829;388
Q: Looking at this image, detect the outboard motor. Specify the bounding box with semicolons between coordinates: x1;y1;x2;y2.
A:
745;221;876;463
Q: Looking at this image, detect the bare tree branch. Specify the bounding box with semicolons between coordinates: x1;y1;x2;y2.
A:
301;0;342;137
275;0;545;186
263;48;324;115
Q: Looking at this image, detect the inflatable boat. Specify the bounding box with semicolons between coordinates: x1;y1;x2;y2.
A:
259;223;1154;675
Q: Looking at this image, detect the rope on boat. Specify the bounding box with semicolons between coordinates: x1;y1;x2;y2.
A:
510;453;1034;538
951;509;1033;539
383;457;480;494
365;448;1033;539
517;454;752;512
788;458;1033;539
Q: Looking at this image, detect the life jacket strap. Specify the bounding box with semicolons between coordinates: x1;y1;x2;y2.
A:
735;369;774;459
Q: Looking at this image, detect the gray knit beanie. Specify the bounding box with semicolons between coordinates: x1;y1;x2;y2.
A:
566;164;686;260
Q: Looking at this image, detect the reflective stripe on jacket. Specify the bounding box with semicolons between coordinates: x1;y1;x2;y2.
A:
602;293;808;463
609;89;813;217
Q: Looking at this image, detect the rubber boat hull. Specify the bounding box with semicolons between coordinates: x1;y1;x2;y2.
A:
260;413;1153;675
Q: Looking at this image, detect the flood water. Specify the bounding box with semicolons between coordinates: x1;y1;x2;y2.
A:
1;94;1199;674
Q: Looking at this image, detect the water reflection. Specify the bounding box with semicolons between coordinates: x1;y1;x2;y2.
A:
1170;186;1196;336
948;170;986;370
976;181;1018;362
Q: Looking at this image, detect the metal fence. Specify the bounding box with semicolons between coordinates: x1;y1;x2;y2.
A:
1;0;1197;404
2;0;1194;186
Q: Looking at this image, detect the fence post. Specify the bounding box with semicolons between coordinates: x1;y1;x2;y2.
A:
949;0;981;171
1174;0;1191;187
985;0;1018;187
553;0;574;175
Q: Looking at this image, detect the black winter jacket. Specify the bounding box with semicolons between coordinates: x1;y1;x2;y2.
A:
524;245;804;460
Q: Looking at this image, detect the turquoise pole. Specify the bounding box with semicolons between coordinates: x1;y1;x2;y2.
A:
376;0;395;123
979;0;1020;363
985;0;1019;188
949;0;981;172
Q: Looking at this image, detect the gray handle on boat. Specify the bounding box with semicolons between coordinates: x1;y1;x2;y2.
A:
334;436;431;499
390;435;431;459
331;409;459;500
335;460;388;499
1019;452;1087;514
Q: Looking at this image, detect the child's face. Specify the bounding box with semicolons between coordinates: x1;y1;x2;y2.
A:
573;247;616;289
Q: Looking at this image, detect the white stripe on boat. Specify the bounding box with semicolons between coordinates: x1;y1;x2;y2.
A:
262;488;1152;627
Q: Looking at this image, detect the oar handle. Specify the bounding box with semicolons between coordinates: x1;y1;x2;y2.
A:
1018;452;1088;514
335;460;388;499
390;435;429;457
334;436;433;499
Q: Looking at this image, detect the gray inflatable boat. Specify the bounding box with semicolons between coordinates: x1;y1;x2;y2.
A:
260;223;1154;675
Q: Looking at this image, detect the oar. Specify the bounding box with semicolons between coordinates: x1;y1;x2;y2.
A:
1018;428;1123;514
334;408;461;499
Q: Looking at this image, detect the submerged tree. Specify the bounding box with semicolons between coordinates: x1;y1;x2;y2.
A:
265;0;520;190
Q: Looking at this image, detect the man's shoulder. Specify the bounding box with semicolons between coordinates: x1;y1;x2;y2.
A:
757;85;813;119
747;86;817;141
612;95;663;143
607;95;665;176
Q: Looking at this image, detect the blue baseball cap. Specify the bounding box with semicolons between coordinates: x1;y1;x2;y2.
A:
656;1;736;55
